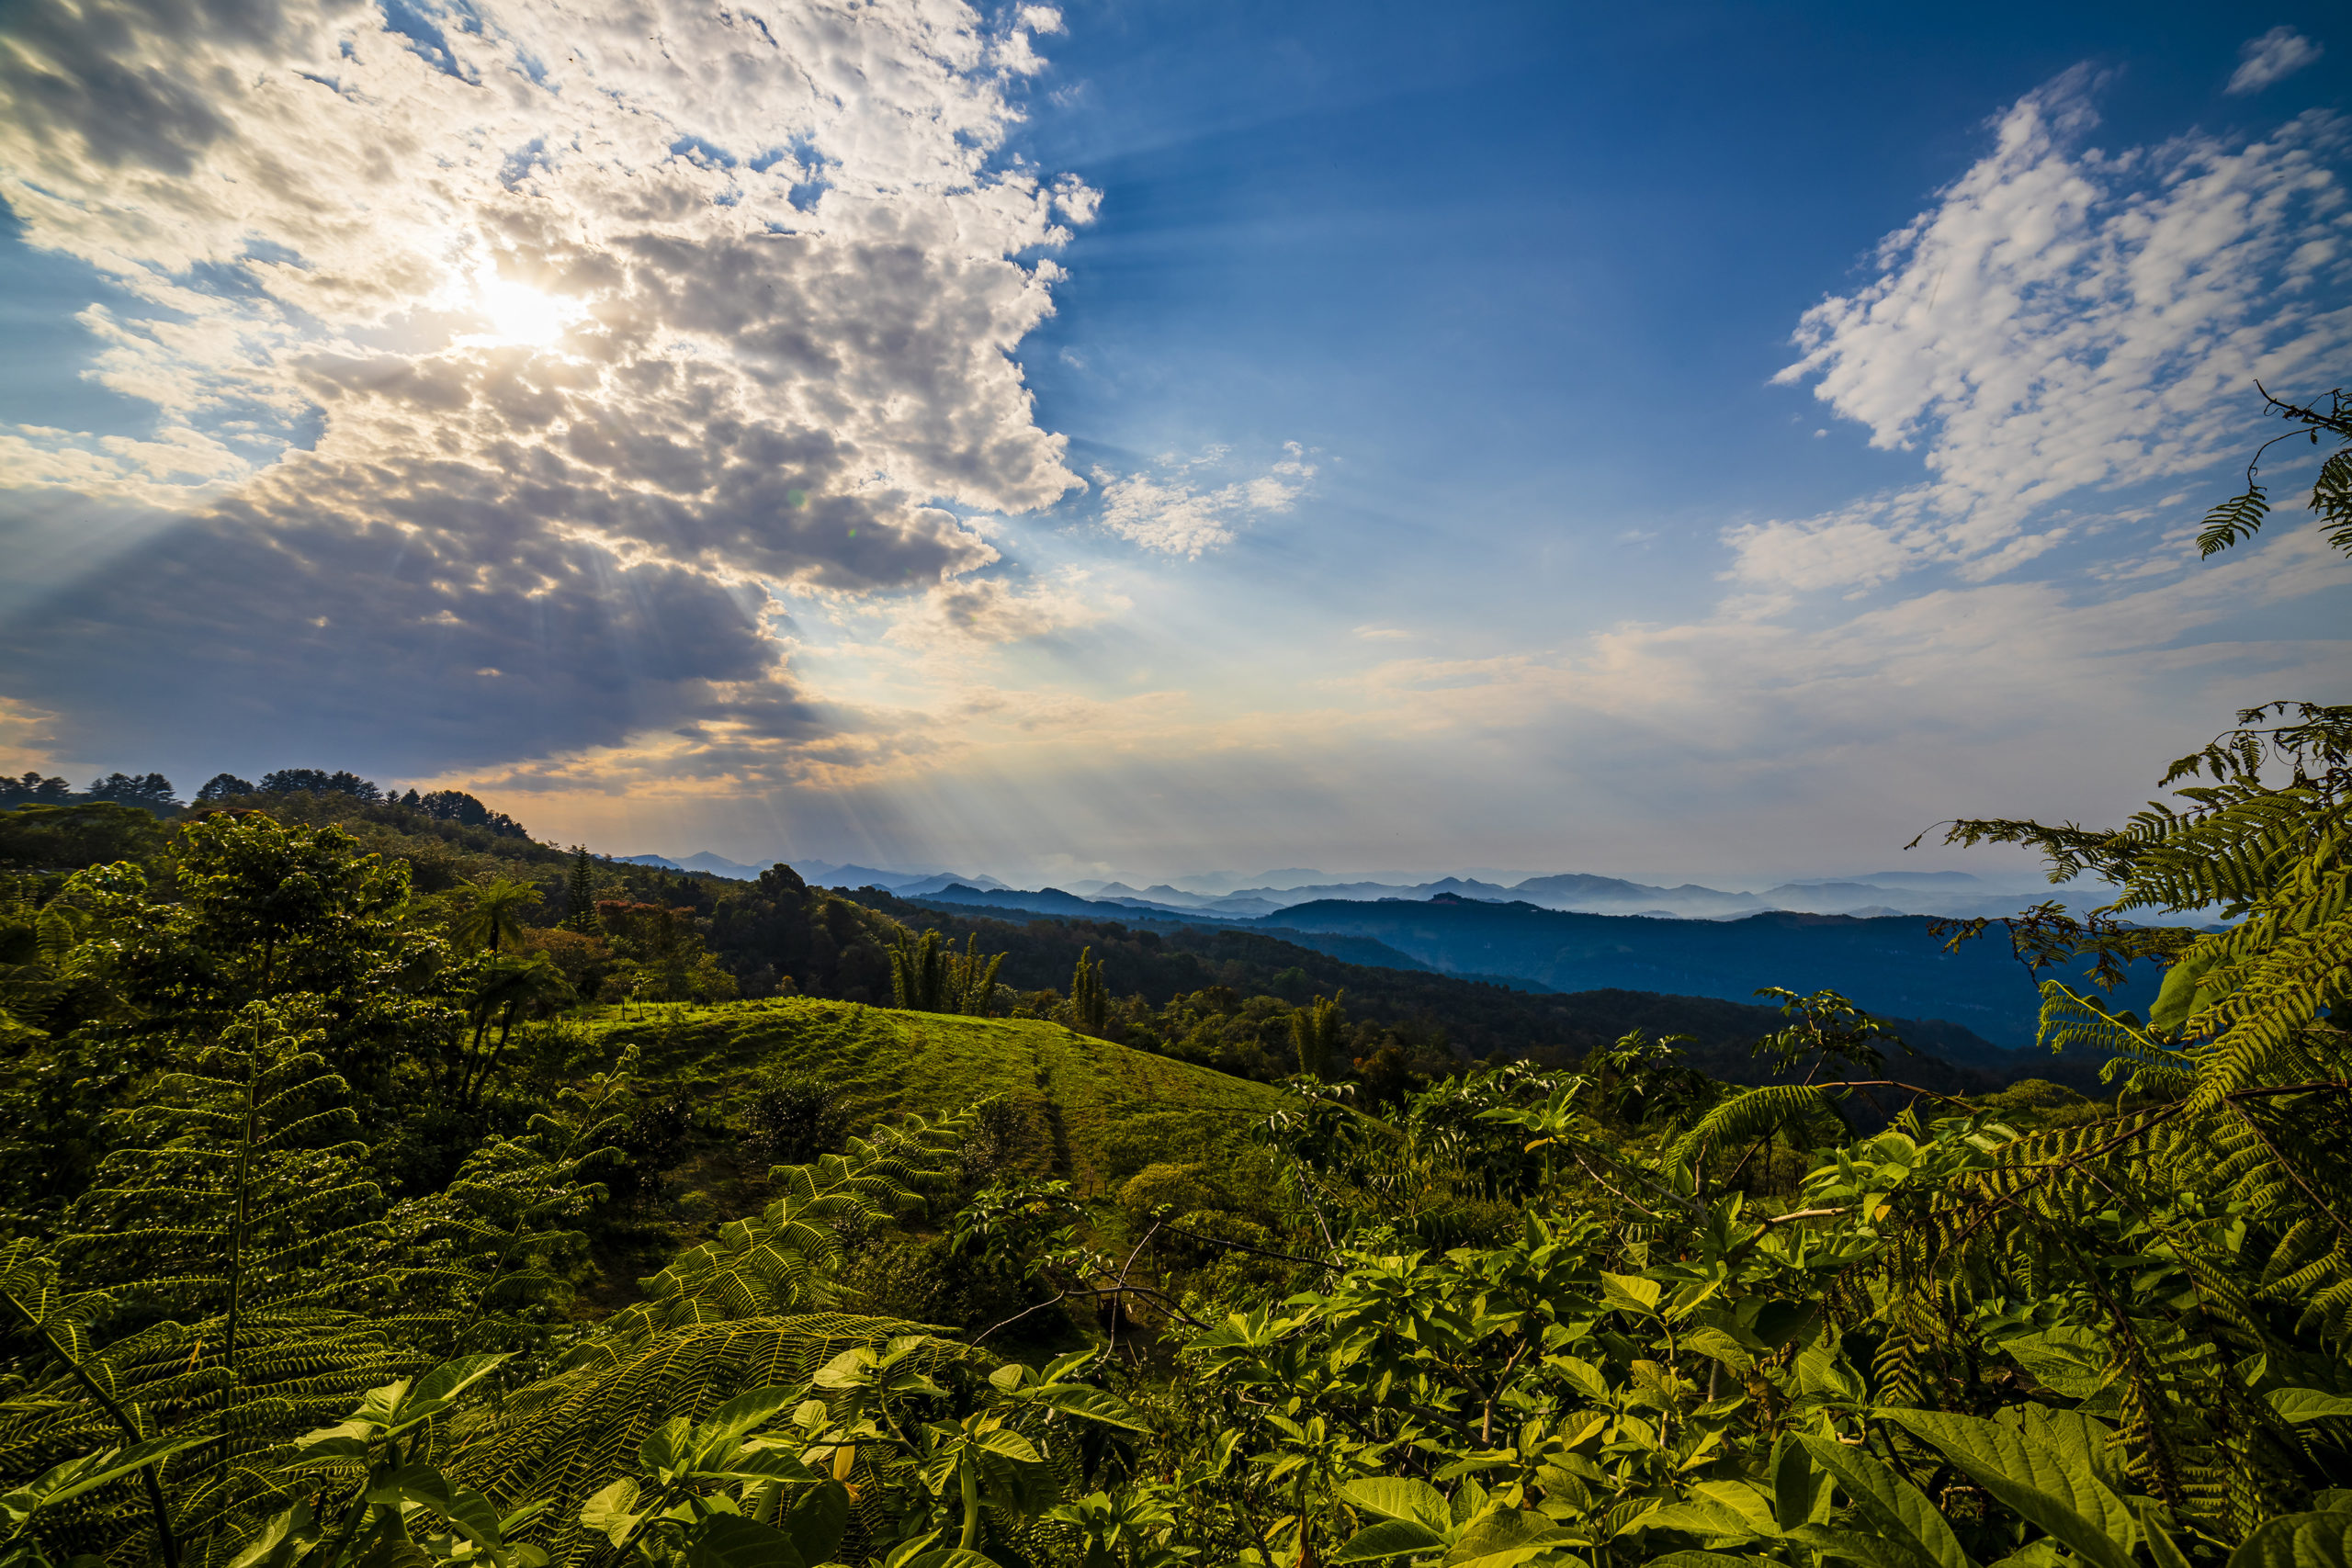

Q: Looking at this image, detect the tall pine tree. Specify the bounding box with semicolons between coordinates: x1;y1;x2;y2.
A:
560;846;601;933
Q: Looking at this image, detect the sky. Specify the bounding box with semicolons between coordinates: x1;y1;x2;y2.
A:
0;0;2346;887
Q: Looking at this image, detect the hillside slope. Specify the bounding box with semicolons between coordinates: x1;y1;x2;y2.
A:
579;998;1292;1192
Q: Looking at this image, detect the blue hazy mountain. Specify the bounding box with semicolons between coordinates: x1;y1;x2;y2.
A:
1251;896;2159;1047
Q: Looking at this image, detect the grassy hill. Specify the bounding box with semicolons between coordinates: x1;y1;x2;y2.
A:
576;997;1292;1196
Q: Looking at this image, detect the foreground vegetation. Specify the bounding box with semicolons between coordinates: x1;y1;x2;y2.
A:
0;388;2344;1568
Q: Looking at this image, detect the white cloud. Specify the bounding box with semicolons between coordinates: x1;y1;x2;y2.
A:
1093;441;1317;557
2228;28;2324;96
0;0;1102;770
1766;70;2352;592
886;570;1124;649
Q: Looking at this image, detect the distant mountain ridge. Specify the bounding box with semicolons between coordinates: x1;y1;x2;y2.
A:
608;852;2088;925
1251;896;2163;1047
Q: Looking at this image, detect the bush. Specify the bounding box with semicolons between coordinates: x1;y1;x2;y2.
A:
605;1096;695;1213
741;1071;850;1166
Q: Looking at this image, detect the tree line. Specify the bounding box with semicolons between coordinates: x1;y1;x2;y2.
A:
0;769;530;839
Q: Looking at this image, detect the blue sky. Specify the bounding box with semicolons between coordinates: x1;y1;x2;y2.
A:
0;0;2345;885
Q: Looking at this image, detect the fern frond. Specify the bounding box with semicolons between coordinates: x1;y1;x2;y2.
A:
2197;483;2270;557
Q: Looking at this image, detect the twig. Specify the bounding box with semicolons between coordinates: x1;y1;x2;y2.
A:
1159;1224;1330;1268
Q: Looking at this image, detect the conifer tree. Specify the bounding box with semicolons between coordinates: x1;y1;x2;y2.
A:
560;846;601;933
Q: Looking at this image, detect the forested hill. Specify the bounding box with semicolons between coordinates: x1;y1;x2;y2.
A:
846;888;2032;1086
1244;894;2169;1047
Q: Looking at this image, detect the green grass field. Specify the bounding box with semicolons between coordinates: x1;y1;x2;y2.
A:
575;998;1292;1194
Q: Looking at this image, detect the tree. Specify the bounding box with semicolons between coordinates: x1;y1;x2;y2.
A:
1289;990;1346;1077
88;812;455;1091
193;773;254;803
258;769;381;802
0;773;74;808
1069;946;1109;1037
447;875;541;955
81;773;178;814
413;788;530;840
560;847;601;932
890;929;1007;1015
448;953;574;1108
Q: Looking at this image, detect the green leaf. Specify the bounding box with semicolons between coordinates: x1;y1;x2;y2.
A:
1982;1544;2067;1568
1331;1519;1450;1562
0;1433;205;1525
398;1352;513;1425
1690;1481;1779;1537
1549;1356;1611;1402
578;1477;642;1549
975;1427;1042;1464
1644;1500;1765;1540
1877;1408;2134;1568
1033;1382;1153;1431
2228;1511;2352;1568
639;1416;695;1473
1442;1507;1577;1568
1602;1272;1663;1314
2000;1329;2109;1400
702;1384;800;1446
1794;1529;1925;1568
1792;1434;1973;1568
1340;1478;1453;1533
2269;1389;2352;1425
684;1513;808;1568
225;1502;318;1568
1753;1300;1821;1349
1772;1438;1832;1531
784;1480;850;1564
1682;1327;1756;1374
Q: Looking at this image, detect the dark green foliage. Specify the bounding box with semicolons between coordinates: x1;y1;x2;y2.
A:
402;787;530;839
87;813;458;1094
0;773;75;808
257;768;381;802
560;846;600;933
742;1071;851;1165
603;1095;696;1213
1289;990;1345;1077
1069;947;1108;1037
80;773;179;814
0;804;169;872
888;929;1006;1015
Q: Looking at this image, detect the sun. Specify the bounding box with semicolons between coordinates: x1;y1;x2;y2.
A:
466;270;580;348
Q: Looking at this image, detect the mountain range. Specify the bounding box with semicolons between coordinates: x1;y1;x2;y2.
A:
893;888;2163;1049
611;853;2093;926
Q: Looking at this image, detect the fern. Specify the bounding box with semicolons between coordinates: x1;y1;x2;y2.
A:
2197;483;2270;556
453;1314;950;1563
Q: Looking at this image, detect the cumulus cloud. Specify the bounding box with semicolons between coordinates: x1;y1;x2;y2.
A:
1763;69;2352;593
2229;28;2324;96
0;0;1097;768
1093;442;1317;557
